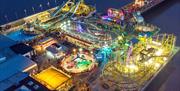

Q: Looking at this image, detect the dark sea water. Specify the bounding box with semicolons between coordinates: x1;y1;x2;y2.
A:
142;0;180;91
0;0;132;25
143;0;180;46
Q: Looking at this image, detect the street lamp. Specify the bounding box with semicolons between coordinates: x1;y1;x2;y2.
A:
15;12;18;19
54;0;57;5
47;2;50;8
39;4;43;10
73;48;77;54
24;9;27;16
4;15;9;22
32;7;35;13
79;48;83;52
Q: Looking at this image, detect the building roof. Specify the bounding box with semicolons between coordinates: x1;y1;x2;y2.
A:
46;43;68;54
52;43;68;51
13;85;31;91
0;55;37;82
46;46;59;54
33;66;71;90
10;43;34;55
0;34;16;50
6;76;49;91
0;72;29;91
38;37;52;43
0;34;37;90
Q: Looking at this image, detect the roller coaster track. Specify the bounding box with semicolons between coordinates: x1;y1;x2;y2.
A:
60;0;83;19
47;0;82;29
71;1;81;17
51;1;67;17
79;20;120;44
73;20;101;31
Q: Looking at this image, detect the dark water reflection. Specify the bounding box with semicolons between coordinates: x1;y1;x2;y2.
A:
143;1;180;91
143;0;180;46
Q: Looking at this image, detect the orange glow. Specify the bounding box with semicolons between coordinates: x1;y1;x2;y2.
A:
34;38;58;53
40;39;57;49
33;66;71;90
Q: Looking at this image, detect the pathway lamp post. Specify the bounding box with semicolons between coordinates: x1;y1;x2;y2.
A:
14;12;18;19
4;15;9;22
54;0;57;5
39;4;43;10
24;9;27;16
47;2;50;8
32;7;35;13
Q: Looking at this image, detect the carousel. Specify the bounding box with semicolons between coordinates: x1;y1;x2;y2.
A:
61;48;97;74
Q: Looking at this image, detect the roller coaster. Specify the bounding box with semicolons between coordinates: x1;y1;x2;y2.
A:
40;0;96;30
52;0;95;17
101;34;177;90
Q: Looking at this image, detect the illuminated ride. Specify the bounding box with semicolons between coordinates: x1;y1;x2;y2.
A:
102;8;125;23
134;0;145;8
101;34;177;90
122;0;145;14
38;0;96;30
59;19;116;50
51;0;95;17
95;43;113;69
53;0;96;19
134;23;160;32
133;23;160;37
101;7;140;24
60;0;96;17
132;11;144;23
61;48;97;74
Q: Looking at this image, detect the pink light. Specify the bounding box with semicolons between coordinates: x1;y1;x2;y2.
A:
108;8;113;17
101;16;112;21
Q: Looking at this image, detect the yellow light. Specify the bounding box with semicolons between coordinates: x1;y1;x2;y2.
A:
163;57;168;61
79;48;83;52
144;61;149;66
152;41;162;46
118;36;123;40
148;58;153;64
90;51;93;54
155;49;163;56
126;64;138;71
155;63;160;68
73;49;76;52
63;53;66;56
67;20;71;23
23;63;37;72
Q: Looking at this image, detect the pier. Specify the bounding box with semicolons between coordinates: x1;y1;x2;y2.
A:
0;0;179;91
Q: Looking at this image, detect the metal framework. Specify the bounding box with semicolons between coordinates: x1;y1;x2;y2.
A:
101;34;176;90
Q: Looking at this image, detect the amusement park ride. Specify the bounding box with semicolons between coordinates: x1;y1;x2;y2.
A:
101;34;177;90
0;0;178;91
52;0;95;17
39;0;96;30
